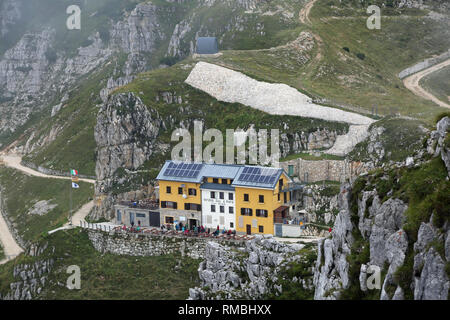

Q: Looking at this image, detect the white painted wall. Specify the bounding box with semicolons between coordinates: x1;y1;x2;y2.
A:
201;189;236;230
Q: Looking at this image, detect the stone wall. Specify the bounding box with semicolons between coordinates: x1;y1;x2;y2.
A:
87;230;244;260
398;49;450;79
281;158;369;183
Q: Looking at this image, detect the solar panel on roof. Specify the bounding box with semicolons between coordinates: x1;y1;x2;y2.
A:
163;162;203;179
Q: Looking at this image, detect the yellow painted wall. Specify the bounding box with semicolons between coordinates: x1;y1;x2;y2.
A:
234;173;291;235
159;180;202;208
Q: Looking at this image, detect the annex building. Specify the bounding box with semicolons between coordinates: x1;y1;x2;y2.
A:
156;161;294;235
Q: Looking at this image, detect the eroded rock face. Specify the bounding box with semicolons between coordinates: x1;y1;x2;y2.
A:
313;179;449;300
95;93;161;182
189;235;313;300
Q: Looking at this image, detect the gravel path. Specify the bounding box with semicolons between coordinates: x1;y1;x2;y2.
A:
0;212;23;264
0;153;96;264
299;0;318;25
403;58;450;109
0;154;96;184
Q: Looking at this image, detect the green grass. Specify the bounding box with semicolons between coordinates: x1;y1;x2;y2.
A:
0;229;200;299
420;65;450;106
0;243;4;261
0;167;93;243
348;116;428;164
205;0;450;124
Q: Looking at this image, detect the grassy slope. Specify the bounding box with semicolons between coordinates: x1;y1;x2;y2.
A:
0;167;93;243
420;65;450;105
0;229;200;300
208;0;450;123
17;0;309;175
348;116;428;163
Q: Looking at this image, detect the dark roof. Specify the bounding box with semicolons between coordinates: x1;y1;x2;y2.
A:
196;37;218;54
200;183;235;191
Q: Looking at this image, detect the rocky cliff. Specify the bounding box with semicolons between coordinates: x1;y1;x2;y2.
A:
189;235;316;300
93;92;164;219
313;117;450;300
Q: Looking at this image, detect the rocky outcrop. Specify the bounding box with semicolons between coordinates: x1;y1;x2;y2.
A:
313;142;449;301
428;116;450;177
189;235;313;300
303;184;339;226
95;93;161;183
0;243;54;300
93;92;163;219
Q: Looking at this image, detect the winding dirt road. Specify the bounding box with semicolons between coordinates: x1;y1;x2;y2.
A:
299;0;318;25
403;58;450;109
0;153;96;264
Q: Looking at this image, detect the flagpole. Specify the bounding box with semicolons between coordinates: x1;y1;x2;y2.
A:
70;177;73;226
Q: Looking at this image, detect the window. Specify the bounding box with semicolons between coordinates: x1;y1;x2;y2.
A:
259;195;264;203
178;187;183;195
213;178;219;184
228;193;233;200
161;201;177;209
219;192;224;199
230;222;234;228
165;216;174;224
166;186;171;194
259;226;264;233
229;207;234;214
278;193;280;201
279;179;284;191
256;209;268;217
222;179;228;184
241;208;252;216
136;213;146;218
116;210;122;222
188;188;197;196
244;194;249;202
220;206;225;213
211;205;216;212
210;191;215;199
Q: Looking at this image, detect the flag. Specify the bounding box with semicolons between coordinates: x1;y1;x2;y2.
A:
72;182;80;189
70;169;78;176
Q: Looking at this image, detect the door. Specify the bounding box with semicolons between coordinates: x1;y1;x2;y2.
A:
246;224;251;235
149;211;160;227
189;219;197;230
275;224;283;237
116;210;122;223
288;165;294;177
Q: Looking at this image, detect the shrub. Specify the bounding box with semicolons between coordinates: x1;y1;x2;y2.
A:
434;111;450;124
356;53;366;60
343;47;350;52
